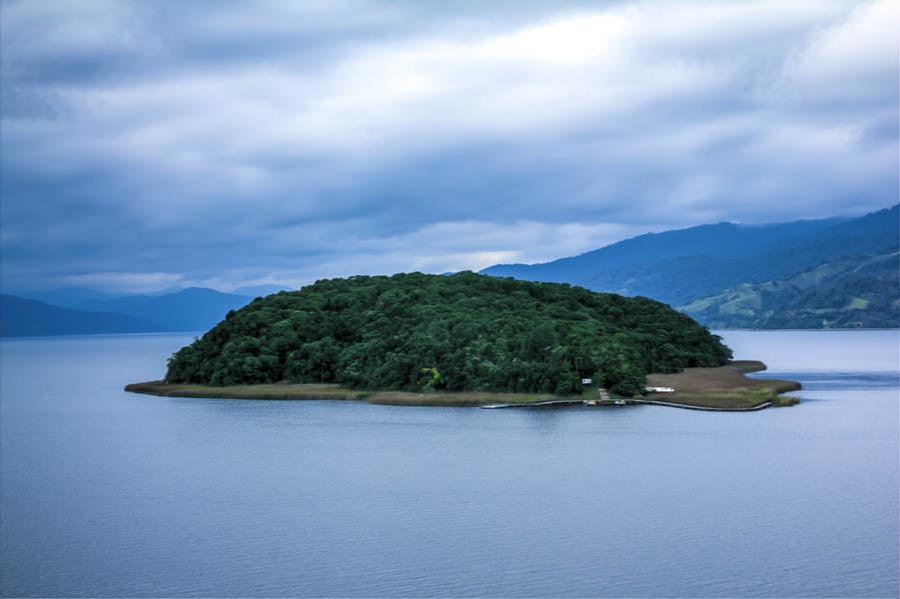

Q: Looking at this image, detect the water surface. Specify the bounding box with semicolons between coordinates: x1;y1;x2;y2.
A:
1;330;898;597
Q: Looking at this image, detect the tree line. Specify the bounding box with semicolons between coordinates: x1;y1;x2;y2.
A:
166;272;732;395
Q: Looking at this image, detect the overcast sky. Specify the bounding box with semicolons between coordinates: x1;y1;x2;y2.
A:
1;0;897;292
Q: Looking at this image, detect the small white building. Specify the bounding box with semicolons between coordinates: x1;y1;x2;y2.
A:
645;386;675;393
581;378;593;385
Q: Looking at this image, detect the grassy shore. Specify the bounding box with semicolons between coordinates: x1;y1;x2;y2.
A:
126;360;800;410
644;360;801;408
124;381;368;401
124;381;560;407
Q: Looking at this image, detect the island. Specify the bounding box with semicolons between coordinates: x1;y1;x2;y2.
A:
126;272;800;410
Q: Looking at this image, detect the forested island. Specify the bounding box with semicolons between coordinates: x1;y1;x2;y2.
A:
127;272;804;409
139;271;740;393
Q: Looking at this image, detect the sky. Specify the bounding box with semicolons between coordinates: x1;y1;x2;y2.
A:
1;0;897;293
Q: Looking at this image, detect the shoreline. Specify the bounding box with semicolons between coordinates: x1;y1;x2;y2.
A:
642;360;800;408
125;360;801;410
710;327;899;332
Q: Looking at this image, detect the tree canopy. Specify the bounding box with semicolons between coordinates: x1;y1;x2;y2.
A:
166;272;732;395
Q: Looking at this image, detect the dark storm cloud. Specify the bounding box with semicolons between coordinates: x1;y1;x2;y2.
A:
1;0;897;292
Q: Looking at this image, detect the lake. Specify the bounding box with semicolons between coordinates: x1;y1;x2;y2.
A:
1;330;898;597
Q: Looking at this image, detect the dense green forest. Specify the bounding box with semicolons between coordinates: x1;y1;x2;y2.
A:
166;272;732;395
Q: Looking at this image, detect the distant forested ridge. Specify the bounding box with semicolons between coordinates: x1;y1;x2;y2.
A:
682;251;899;329
165;272;732;395
481;204;899;328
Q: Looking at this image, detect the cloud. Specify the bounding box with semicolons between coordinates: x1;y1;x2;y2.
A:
779;0;899;105
1;0;896;291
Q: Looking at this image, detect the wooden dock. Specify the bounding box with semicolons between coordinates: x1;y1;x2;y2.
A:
482;392;773;412
622;398;772;412
481;398;586;409
483;387;615;409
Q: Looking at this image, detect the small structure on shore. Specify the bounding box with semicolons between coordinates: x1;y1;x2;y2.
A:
645;386;675;393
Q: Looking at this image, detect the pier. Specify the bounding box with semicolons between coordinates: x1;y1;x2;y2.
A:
482;393;773;412
481;398;587;409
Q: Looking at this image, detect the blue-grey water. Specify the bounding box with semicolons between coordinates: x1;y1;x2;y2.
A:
1;330;898;598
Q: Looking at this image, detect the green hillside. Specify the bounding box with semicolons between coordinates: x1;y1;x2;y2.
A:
483;205;899;310
165;272;732;396
681;252;900;329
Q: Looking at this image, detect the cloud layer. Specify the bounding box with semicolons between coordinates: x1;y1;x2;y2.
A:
2;0;897;291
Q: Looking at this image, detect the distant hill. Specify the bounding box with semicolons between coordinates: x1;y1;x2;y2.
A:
78;287;253;332
0;295;168;337
485;217;843;282
14;286;121;310
682;252;900;329
482;205;899;327
233;284;293;297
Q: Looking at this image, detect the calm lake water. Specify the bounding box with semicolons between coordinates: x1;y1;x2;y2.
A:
1;330;898;598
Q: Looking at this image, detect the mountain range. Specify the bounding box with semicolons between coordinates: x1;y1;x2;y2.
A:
483;204;899;329
76;287;256;332
0;285;293;337
2;206;896;336
682;251;899;329
0;295;169;337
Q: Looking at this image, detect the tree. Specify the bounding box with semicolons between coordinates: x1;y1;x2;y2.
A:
166;272;732;394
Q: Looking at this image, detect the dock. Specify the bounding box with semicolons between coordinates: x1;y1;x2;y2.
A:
482;388;773;412
619;398;772;412
481;398;587;409
482;387;616;409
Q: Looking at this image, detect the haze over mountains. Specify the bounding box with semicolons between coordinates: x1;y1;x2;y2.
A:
0;285;293;337
483;204;899;329
0;295;169;337
76;288;256;332
2;206;896;336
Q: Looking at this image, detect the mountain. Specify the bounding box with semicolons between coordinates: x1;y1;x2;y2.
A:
78;287;253;332
0;295;168;337
482;216;847;299
482;205;899;325
681;252;900;329
143;286;186;296
14;286;121;310
233;284;293;297
485;217;845;283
